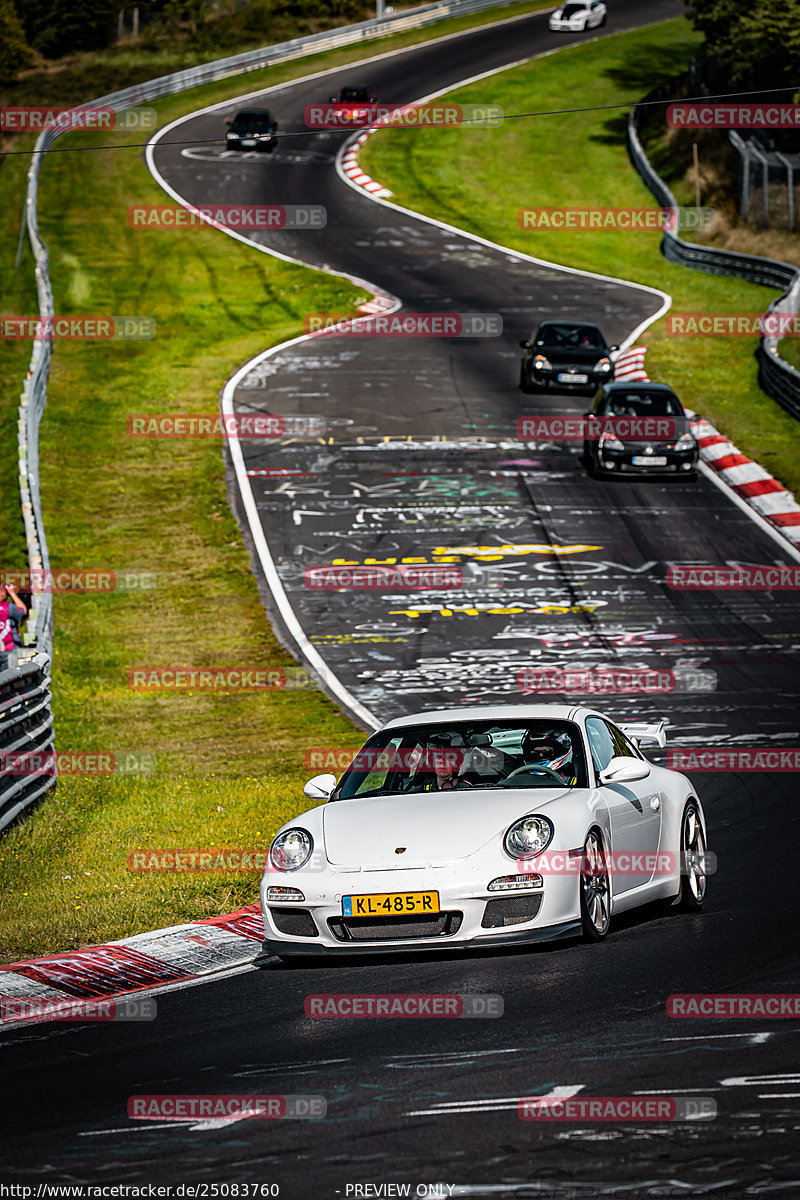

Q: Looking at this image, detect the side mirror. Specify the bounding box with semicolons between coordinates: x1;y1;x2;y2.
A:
330;96;338;103
303;773;337;800
519;340;531;349
609;344;619;352
599;757;651;785
224;118;231;125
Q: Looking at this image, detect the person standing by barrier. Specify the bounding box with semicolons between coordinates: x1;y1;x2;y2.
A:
0;580;27;672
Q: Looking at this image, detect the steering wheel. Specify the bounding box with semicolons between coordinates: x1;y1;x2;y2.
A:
502;765;565;785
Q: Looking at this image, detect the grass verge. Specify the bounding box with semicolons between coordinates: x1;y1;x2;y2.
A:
361;17;800;496
0;2;560;962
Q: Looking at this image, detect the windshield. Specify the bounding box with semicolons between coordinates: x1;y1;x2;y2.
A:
561;4;588;15
335;720;588;799
339;87;369;102
600;389;684;417
535;323;605;350
233;111;273;127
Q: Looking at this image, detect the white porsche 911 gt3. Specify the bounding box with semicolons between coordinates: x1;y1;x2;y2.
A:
260;704;708;958
549;1;607;32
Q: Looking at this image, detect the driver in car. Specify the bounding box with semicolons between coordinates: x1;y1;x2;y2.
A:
420;745;475;791
519;730;576;784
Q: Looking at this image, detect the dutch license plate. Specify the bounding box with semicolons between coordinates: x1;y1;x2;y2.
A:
342;891;440;917
632;455;668;466
241;139;256;147
558;372;588;383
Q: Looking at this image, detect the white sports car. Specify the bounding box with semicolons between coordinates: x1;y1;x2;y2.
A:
549;1;607;32
260;704;708;958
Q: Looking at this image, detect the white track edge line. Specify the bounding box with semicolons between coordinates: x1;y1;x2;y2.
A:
697;461;800;563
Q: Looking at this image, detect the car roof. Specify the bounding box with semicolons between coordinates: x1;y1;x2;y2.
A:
235;108;272;116
381;704;594;731
537;319;601;329
602;380;677;392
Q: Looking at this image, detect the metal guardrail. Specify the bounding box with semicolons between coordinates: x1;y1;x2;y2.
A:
7;0;519;831
0;654;56;833
628;81;800;421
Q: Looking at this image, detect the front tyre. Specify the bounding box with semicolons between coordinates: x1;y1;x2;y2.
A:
675;802;708;911
580;830;611;940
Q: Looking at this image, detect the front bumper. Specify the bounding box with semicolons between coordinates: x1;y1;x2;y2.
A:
594;444;698;474
260;862;581;957
528;366;610;392
262;918;581;958
227;136;274;150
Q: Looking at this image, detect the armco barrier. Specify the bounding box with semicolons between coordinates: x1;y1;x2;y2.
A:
6;0;519;832
0;654;56;833
628;81;800;421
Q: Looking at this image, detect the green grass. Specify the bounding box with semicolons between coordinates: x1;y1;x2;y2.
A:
0;4;566;963
361;17;800;494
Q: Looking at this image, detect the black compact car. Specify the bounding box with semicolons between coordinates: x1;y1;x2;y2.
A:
329;85;378;105
583;381;698;478
519;320;617;394
225;109;278;152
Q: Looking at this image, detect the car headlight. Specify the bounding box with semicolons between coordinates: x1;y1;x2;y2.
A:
599;431;625;452
504;815;554;859
226;132;237;139
674;432;696;449
596;358;612;372
270;828;313;871
533;354;552;370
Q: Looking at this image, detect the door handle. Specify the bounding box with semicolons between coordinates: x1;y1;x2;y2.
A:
650;797;660;812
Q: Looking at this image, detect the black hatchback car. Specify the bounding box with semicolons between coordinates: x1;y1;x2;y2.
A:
329;85;378;105
583;382;698;478
519;320;617;394
225;109;278;152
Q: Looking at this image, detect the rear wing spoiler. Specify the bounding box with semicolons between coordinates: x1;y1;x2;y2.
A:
619;720;667;749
